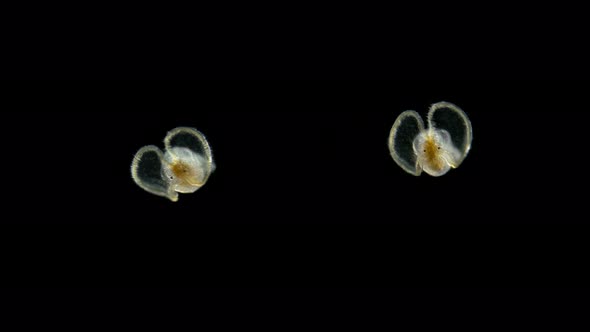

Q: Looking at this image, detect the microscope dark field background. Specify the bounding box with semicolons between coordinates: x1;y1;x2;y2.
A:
1;80;589;289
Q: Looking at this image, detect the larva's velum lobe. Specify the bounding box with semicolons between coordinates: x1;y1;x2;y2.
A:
388;102;472;177
131;127;215;201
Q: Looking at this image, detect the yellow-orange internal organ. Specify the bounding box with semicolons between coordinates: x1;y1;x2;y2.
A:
171;161;200;185
422;136;446;173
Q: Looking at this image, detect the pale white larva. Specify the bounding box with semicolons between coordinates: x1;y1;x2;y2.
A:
131;127;215;201
388;102;472;177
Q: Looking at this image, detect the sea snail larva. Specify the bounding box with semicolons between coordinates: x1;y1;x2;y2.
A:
388;102;472;176
131;127;215;201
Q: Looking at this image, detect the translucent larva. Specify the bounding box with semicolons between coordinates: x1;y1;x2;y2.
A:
388;102;472;177
131;127;215;201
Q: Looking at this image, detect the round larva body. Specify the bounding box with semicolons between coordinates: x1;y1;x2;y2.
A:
413;129;462;176
162;147;208;193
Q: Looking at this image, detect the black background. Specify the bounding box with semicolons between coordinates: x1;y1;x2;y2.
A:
1;80;589;290
3;1;590;327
